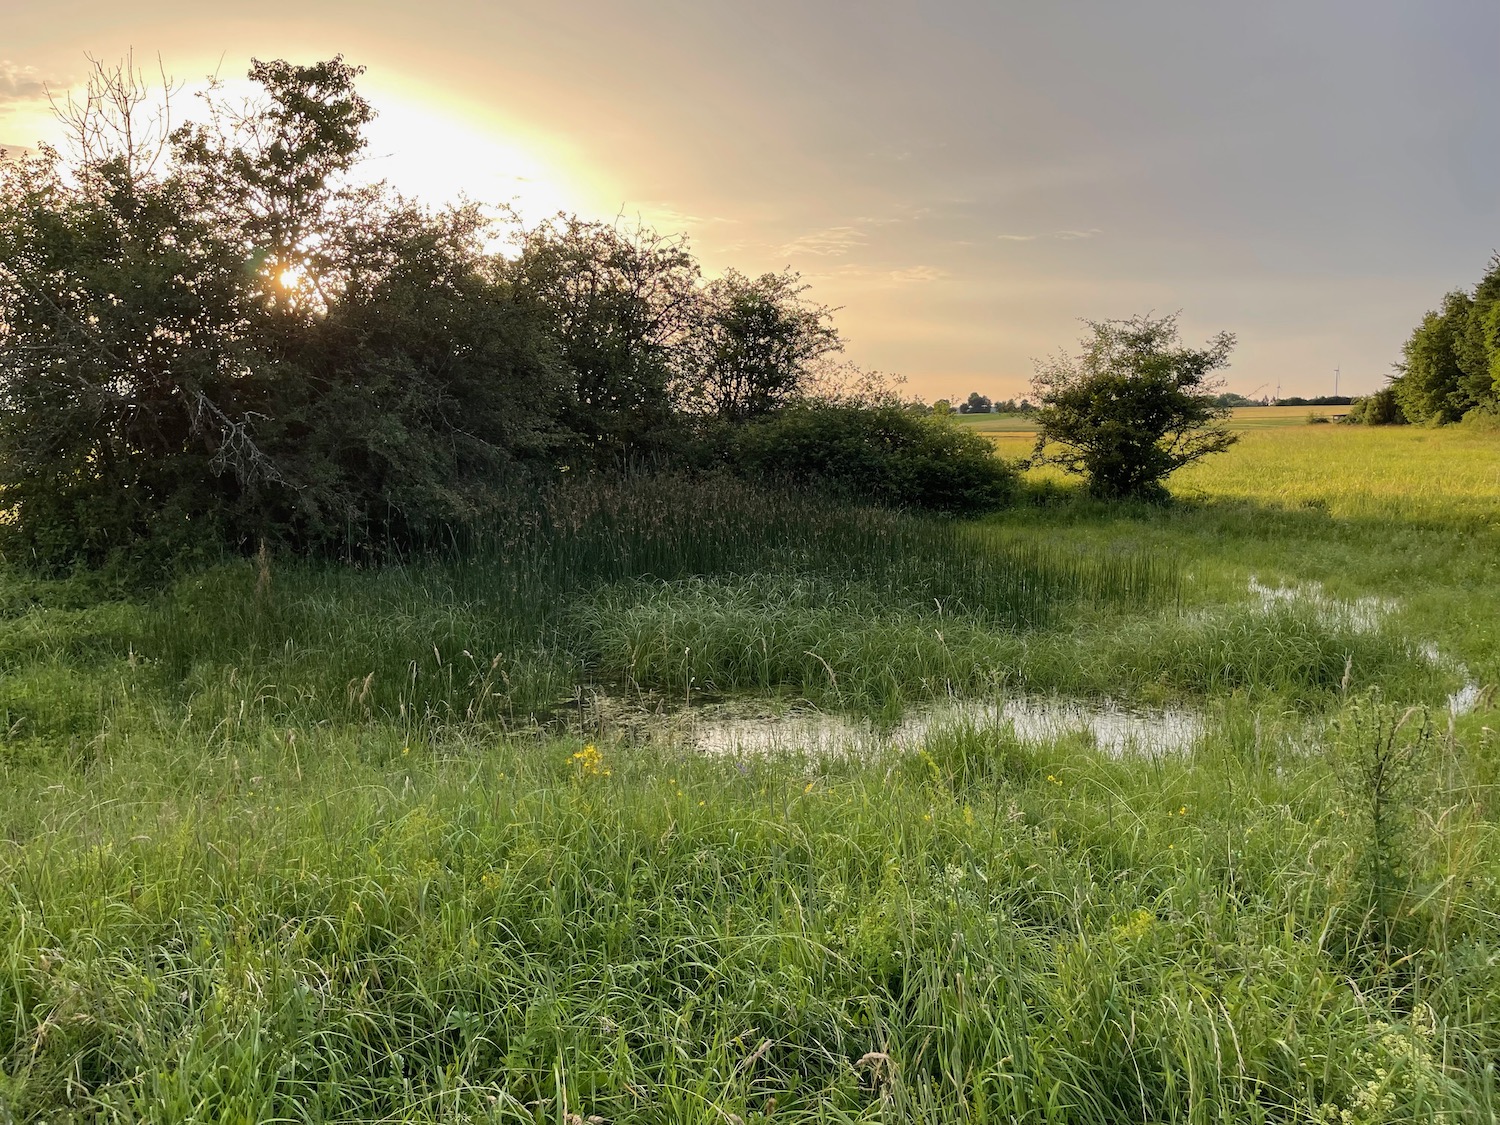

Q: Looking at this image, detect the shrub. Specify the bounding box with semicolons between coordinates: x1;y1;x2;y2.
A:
1029;313;1238;499
1345;386;1407;425
718;401;1018;513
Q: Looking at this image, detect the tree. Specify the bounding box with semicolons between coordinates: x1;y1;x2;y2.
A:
1457;255;1500;405
1392;291;1474;423
678;268;840;422
509;216;698;461
1029;313;1238;499
0;56;564;564
964;391;991;414
1347;386;1406;425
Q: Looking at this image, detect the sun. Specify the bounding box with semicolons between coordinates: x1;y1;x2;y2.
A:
358;86;598;226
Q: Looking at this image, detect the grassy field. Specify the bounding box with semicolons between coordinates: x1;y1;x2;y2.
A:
955;406;1348;436
1;428;1498;1122
961;407;1352;467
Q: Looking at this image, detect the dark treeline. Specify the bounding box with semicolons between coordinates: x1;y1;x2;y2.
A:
1270;395;1352;408
0;57;1012;569
1348;255;1500;426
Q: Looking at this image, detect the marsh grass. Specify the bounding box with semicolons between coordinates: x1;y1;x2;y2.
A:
0;473;1196;746
0;458;1496;1122
1;715;1497;1122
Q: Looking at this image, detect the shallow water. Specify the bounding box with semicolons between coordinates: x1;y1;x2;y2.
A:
1448;681;1484;717
561;578;1486;756
1246;575;1395;633
583;693;1205;759
1246;576;1480;716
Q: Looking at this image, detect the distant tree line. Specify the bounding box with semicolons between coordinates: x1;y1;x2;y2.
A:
1346;256;1500;425
920;394;1037;415
1271;395;1352;408
0;57;1013;568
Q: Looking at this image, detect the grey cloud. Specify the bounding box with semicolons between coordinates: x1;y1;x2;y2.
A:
0;61;52;103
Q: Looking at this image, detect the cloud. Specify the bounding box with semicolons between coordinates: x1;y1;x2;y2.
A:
780;225;868;257
886;265;947;284
996;228;1102;243
632;203;739;231
0;143;30;162
0;61;51;104
779;207;930;258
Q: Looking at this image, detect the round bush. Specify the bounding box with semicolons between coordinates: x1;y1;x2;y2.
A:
722;402;1018;513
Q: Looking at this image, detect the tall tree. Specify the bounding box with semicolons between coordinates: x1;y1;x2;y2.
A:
679;269;841;422
1457;255;1500;406
0;56;563;564
1393;291;1474;423
509;217;699;460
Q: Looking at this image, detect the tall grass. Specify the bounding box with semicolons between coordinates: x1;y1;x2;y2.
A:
0;459;1495;1122
1;714;1497;1121
1;473;1193;744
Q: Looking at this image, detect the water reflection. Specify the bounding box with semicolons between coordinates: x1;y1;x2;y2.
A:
583;694;1205;759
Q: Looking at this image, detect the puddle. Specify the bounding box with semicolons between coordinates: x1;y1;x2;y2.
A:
583;693;1204;759
1247;576;1395;633
1247;577;1482;717
1448;681;1485;717
557;579;1488;757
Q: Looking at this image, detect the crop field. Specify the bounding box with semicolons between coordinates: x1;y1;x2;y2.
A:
1;426;1498;1122
960;406;1351;465
956;405;1347;435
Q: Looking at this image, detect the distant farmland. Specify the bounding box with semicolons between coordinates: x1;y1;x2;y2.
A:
954;404;1346;433
958;404;1349;457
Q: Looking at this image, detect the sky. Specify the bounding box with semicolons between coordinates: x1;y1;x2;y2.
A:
3;1;1498;400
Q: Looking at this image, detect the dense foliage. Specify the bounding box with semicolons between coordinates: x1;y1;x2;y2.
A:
1356;255;1500;425
1029;313;1238;499
719;400;1018;514
0;57;1010;568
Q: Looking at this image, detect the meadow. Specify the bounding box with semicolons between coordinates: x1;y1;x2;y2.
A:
956;406;1348;435
960;406;1355;462
0;425;1498;1123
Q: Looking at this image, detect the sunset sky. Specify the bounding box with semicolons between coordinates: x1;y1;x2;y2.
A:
4;1;1497;400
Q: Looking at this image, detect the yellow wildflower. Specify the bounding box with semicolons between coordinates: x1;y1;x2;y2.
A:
571;743;608;778
1114;908;1154;942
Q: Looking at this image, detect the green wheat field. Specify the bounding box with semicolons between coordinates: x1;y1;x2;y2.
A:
2;424;1498;1123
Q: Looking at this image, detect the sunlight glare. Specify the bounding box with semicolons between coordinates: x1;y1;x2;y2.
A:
358;88;598;227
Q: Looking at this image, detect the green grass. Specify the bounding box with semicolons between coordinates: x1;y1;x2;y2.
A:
1;433;1498;1122
955;405;1346;435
